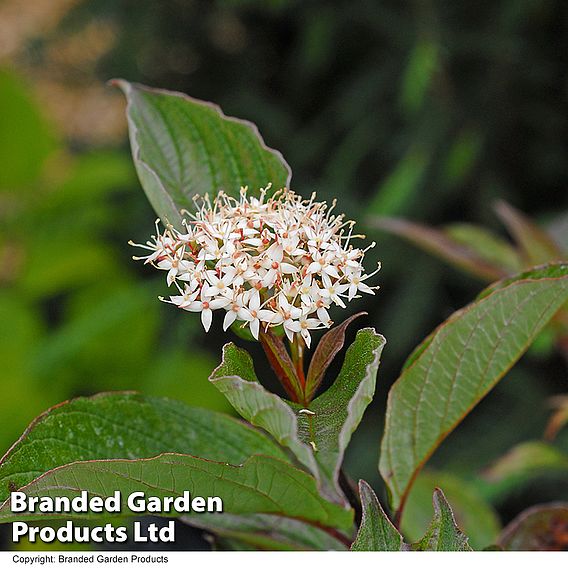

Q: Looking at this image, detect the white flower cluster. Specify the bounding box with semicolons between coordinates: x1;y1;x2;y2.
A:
130;187;380;347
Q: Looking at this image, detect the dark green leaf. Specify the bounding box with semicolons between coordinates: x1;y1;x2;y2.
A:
209;343;324;495
186;513;348;551
413;489;472;551
305;312;366;403
442;128;482;186
113;80;291;228
403;470;500;550
368;145;431;216
379;264;568;513
400;39;439;115
0;454;353;531
0;392;288;503
211;331;385;506
297;329;386;495
351;480;404;551
499;503;568;551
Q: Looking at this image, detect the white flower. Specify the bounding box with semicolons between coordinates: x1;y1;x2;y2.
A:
281;233;305;257
158;252;195;286
260;244;297;287
273;294;304;341
131;186;380;344
222;292;248;331
285;315;325;348
238;290;275;340
313;298;332;327
320;274;349;308
306;251;341;279
346;264;381;300
183;297;230;332
202;269;240;298
166;285;199;309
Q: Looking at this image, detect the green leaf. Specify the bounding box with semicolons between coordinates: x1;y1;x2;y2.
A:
0;454;353;530
208;343;323;495
351;480;404;551
113;80;291;228
476;263;568;300
297;329;386;494
0;69;57;191
545;396;568;440
495;200;563;265
368;145;431;217
20;240;120;299
413;489;472;551
442;128;482;186
305;312;367;403
379;263;568;513
445;223;522;274
402;470;500;550
370;216;509;282
499;503;568;551
143;349;232;414
0;392;288;503
211;330;385;505
185;513;348;551
400;39;439;115
482;441;568;502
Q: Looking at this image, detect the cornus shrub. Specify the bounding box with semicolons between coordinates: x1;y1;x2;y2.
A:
1;82;567;551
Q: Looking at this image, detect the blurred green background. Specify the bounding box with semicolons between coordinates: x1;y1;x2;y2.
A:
1;0;567;550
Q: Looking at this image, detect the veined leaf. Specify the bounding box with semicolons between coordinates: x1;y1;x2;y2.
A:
413;489;472;551
0;393;288;503
112;80;291;228
185;512;348;551
351;480;404;551
297;329;386;492
351;484;472;552
0;454;352;531
305;312;367;402
210;330;385;505
209;343;323;494
379;264;568;514
499;503;568;551
403;470;500;550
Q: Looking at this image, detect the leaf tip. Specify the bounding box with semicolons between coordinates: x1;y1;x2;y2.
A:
107;78;130;93
432;487;448;510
